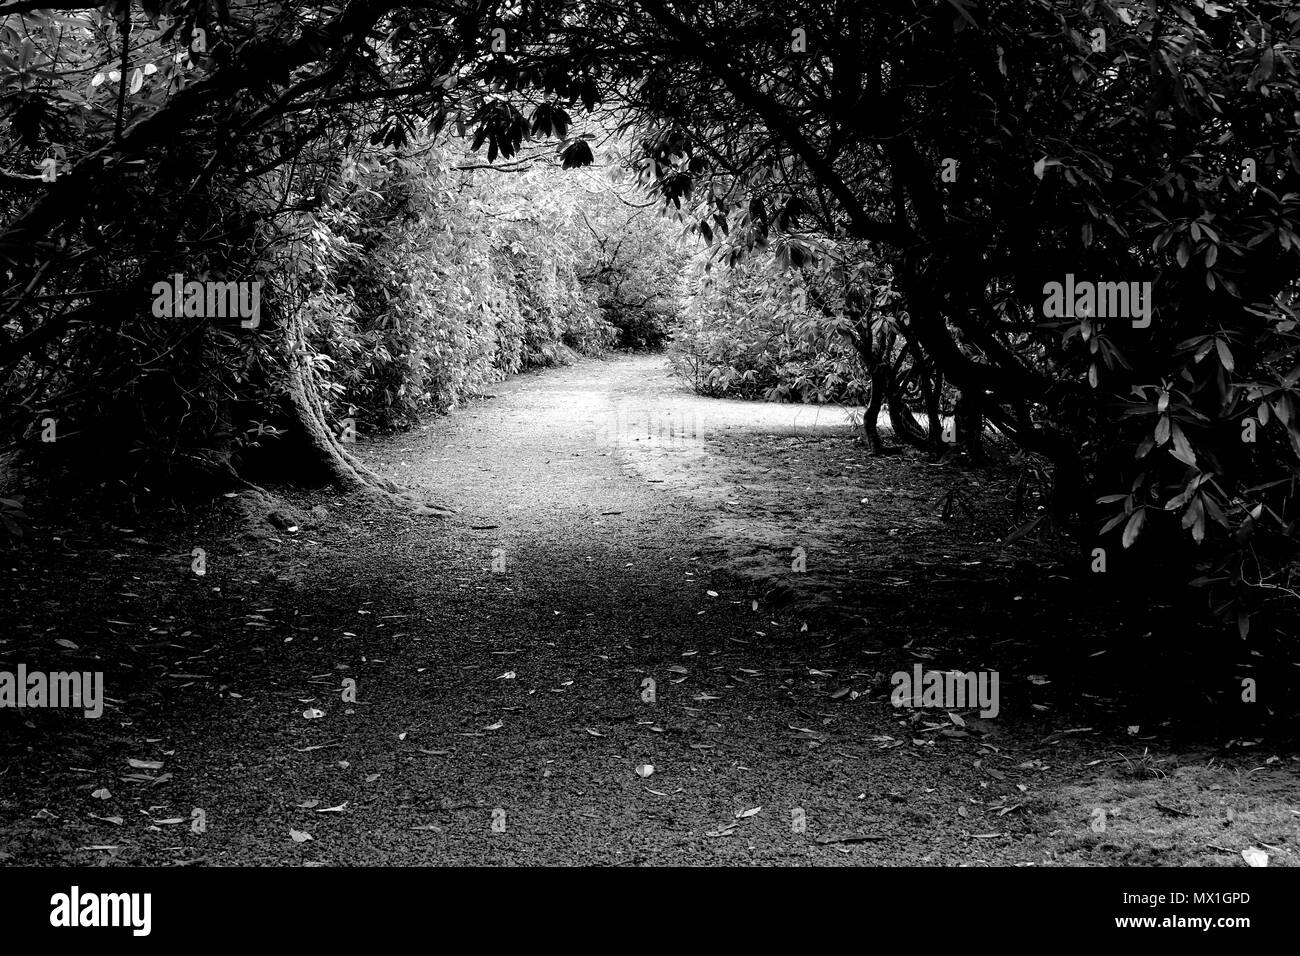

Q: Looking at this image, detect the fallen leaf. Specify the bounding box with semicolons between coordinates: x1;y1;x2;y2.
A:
128;758;163;770
1241;847;1269;867
816;833;885;844
289;829;313;843
736;806;762;819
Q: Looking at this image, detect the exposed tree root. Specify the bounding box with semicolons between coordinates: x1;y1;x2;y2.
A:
281;313;456;518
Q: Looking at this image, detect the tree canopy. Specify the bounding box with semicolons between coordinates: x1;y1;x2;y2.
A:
2;0;1298;636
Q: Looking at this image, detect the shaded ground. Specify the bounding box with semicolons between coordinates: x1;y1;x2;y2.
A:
1;354;1297;866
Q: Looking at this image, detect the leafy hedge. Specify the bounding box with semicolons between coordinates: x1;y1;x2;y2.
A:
672;253;868;405
293;141;620;436
2;123;675;492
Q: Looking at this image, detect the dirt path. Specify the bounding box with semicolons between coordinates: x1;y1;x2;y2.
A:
2;354;1296;866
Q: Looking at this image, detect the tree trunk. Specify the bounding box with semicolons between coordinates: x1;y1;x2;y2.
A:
282;310;400;495
954;387;985;460
886;391;930;449
919;363;943;450
862;378;887;454
880;331;929;450
845;311;925;453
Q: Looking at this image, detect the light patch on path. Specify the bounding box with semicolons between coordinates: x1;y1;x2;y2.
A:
367;352;869;575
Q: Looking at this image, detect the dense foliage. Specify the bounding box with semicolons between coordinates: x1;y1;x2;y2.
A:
673;250;869;405
1;0;1296;640
578;0;1300;636
0;1;679;486
296;139;628;436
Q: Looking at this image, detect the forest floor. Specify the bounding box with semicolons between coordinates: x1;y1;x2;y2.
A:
1;353;1297;865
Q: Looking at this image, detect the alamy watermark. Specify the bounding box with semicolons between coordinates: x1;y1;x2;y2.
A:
598;405;701;447
890;665;999;718
50;887;150;936
1042;273;1152;329
0;665;104;718
150;274;261;328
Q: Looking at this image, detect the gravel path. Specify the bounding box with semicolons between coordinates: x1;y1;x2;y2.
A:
3;354;1295;867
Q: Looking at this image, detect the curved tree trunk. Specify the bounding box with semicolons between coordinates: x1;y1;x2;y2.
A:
885;384;929;449
843;306;887;453
282;310;401;495
880;332;929;450
861;376;887;454
843;310;929;453
918;363;944;450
